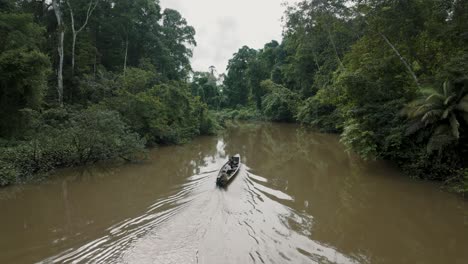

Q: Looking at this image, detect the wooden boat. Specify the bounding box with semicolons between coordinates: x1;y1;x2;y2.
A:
216;154;241;186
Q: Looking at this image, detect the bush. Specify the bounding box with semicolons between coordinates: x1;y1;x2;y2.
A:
66;108;146;163
340;118;378;159
446;169;468;196
261;80;300;122
213;107;262;127
0;160;18;186
199;111;219;135
296;97;342;133
0;108;146;185
105;82;218;145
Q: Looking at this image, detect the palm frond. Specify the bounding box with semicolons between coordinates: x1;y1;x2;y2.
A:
421;109;443;125
407;104;429;118
420;86;439;96
444;95;456;105
405;119;425;136
401;100;423;117
427;124;455;153
425;93;445;104
449;113;460;139
427;133;456;153
460;94;468;104
434;124;450;135
457;101;468;112
442;105;455;119
443;81;454;97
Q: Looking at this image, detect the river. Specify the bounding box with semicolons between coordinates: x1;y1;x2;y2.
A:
0;123;467;264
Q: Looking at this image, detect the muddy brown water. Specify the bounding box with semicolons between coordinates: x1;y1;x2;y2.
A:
0;123;467;264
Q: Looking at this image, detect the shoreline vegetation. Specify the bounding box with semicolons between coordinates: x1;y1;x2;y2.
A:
1;0;467;196
212;0;468;196
0;1;218;186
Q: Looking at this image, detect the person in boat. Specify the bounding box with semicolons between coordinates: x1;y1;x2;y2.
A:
225;162;232;172
225;157;236;173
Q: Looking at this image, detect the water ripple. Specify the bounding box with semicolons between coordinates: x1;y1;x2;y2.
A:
39;160;357;264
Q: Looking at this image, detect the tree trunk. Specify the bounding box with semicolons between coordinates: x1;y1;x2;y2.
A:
123;38;128;77
326;26;344;69
67;0;98;77
359;19;420;88
378;32;420;88
71;33;76;76
94;47;97;77
52;0;64;106
58;30;64;106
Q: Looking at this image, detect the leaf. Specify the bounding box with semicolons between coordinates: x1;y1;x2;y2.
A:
427;133;455;153
421;109;442;125
413;104;430;117
460;94;468;104
449;113;460;139
443;81;454;97
444;95;456;105
456;101;468;112
442;105;455;119
405;119;424;136
425;93;444;104
420;86;438;96
434;124;450;135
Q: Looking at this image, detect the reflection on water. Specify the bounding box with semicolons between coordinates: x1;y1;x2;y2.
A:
0;122;467;264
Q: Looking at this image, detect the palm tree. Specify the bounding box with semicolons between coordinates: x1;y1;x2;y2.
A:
403;81;468;153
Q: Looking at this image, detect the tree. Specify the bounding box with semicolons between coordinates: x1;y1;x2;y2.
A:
191;71;220;108
404;80;468;153
66;0;98;77
161;8;196;80
52;0;65;106
247;41;280;109
261;80;300;122
223;46;257;107
0;13;50;136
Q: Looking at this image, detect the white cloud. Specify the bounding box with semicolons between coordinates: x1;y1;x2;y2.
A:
161;0;299;73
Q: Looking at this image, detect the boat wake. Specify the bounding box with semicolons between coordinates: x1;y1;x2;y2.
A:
40;155;358;264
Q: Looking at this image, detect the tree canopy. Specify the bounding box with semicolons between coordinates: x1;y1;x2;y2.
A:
221;0;468;193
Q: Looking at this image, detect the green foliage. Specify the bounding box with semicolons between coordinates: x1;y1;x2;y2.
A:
261;80;300;122
106;82;217;145
296;97;341;133
77;69;119;104
161;8;197;79
0;108;145;186
190;71;221;109
403;80;468;153
214;107;262;126
247;41;281;109
0;12;50;137
340;118;378;159
120;67;159;94
446;169;468;196
0;0;219;186
220;0;468;193
0;160;18;186
223;46;257;107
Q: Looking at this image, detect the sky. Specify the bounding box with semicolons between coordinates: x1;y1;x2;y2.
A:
161;0;299;74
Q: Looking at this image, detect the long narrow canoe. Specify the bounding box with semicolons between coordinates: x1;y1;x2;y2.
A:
216;154;241;187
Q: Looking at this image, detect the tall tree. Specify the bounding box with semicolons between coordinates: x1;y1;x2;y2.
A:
161;8;196;80
66;0;98;77
52;0;65;106
223;46;257;107
0;13;50;136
